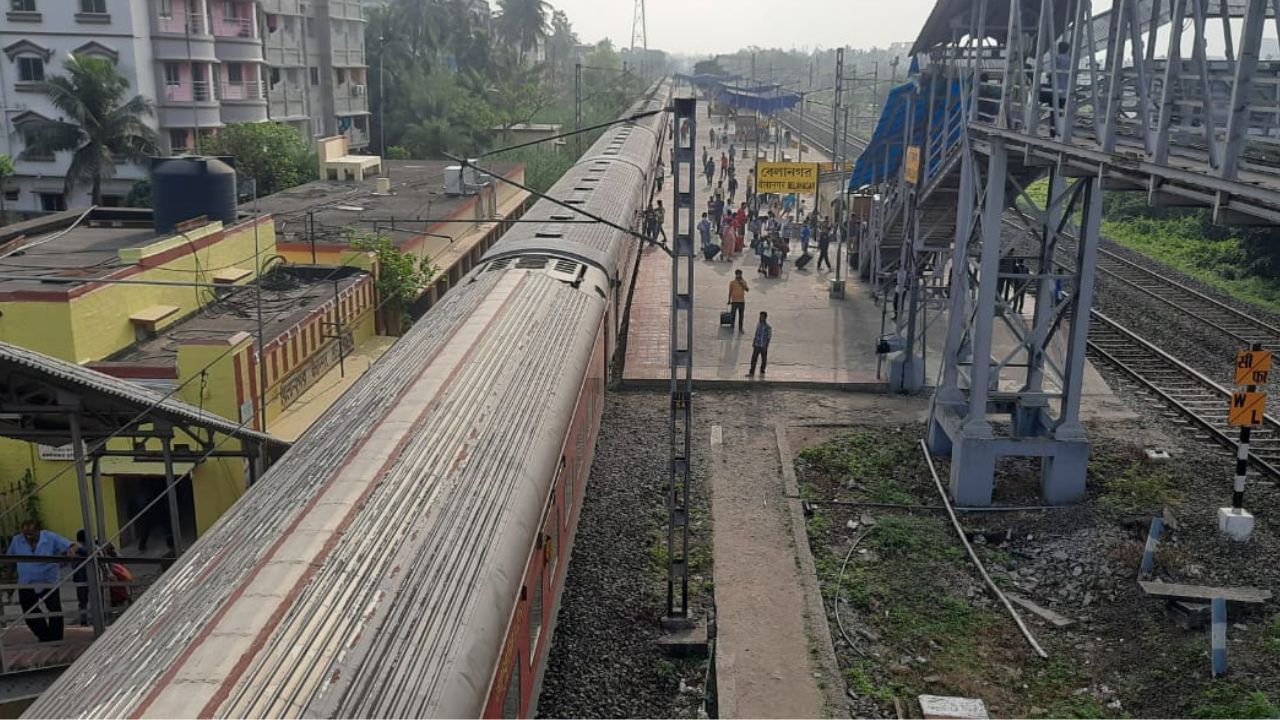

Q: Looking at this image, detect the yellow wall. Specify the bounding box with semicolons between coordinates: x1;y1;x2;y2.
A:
0;218;276;364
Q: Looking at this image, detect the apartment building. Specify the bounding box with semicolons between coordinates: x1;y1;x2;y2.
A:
261;0;370;149
0;0;369;214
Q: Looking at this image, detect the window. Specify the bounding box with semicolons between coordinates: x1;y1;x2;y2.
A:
227;63;243;83
163;62;181;85
335;68;345;85
10;0;35;11
157;0;171;16
560;457;571;522
169;129;188;152
3;190;18;203
17;57;44;83
305;17;314;37
309;66;319;86
269;67;280;87
501;654;520;719
546;509;558;579
39;193;65;211
79;0;105;12
100;195;122;207
528;574;543;658
222;0;236;18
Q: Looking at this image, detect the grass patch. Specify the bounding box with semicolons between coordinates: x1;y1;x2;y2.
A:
795;430;929;504
1191;683;1280;719
1094;458;1182;514
1265;613;1280;655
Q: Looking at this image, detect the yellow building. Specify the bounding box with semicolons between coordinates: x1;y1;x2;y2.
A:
0;206;382;551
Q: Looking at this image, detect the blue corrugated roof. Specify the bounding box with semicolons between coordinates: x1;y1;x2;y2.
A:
849;73;966;190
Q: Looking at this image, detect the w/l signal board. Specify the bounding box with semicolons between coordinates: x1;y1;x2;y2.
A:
1229;348;1271;427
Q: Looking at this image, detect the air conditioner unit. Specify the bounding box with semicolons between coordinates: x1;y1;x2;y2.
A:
462;160;490;187
351;84;366;97
444;165;465;195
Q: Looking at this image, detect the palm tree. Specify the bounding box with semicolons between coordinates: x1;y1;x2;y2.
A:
495;0;550;66
20;54;156;205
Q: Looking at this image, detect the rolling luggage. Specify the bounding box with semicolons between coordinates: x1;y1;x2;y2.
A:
704;243;721;260
767;258;781;278
720;309;735;326
795;252;813;270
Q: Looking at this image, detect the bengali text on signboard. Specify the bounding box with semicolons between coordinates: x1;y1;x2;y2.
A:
755;162;820;193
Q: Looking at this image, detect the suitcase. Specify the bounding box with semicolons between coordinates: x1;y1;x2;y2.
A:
704;243;720;260
768;259;781;278
795;252;814;270
720;310;735;326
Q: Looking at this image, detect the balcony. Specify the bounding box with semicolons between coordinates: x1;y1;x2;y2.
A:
156;12;206;35
214;15;256;39
164;80;213;103
220;80;264;101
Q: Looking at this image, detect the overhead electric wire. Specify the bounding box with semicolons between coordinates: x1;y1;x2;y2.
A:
0;205;97;262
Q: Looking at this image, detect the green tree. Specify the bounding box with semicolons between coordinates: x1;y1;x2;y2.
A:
0;154;13;216
352;232;437;332
203;122;316;197
395;67;497;158
496;0;551;66
20;54;156;204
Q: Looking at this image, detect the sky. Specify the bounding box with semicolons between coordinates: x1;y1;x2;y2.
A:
546;0;939;56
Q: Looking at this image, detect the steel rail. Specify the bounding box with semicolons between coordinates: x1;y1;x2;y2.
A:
1086;310;1280;480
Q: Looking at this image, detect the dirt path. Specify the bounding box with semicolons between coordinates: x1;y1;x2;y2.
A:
711;420;825;718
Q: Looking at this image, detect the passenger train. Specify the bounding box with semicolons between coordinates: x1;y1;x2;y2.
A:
26;80;672;719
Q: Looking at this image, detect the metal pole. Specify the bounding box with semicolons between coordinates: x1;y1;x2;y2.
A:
379;31;386;162
666;96;696;620
255;189;268;434
89;455;107;566
160;432;184;556
575;62;583;157
68;413;105;636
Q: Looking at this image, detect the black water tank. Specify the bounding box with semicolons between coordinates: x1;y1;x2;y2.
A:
150;156;238;234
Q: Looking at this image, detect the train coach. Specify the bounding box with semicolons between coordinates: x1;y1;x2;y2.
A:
25;80;673;719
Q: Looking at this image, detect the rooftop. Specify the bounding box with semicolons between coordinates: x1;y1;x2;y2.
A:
0;208;264;295
110;265;368;367
247;159;522;249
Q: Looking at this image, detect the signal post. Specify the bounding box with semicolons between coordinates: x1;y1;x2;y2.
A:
1222;343;1270;541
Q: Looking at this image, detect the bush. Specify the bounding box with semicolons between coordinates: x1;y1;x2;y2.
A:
203;123;317;197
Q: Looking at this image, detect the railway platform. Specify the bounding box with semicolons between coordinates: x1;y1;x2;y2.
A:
624;94;1135;425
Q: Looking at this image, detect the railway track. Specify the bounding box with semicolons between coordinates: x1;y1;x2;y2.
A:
1003;213;1280;478
1087;311;1280;479
1007;212;1280;351
777;108;868;160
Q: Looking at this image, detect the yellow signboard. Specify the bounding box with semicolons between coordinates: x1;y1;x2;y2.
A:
1235;349;1272;386
1229;391;1267;427
756;162;820;193
905;145;922;184
818;161;855;174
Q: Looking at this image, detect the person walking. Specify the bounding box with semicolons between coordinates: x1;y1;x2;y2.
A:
729;141;736;160
728;174;739;205
9;520;79;642
705;157;715;188
800;222;812;256
709;128;716;148
698;212;712;255
817;220;833;271
720;152;729;181
656;159;666;193
747;311;772;377
727;270;749;333
654;200;666;246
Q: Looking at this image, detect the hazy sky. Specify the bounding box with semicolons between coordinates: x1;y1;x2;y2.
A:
547;0;938;56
